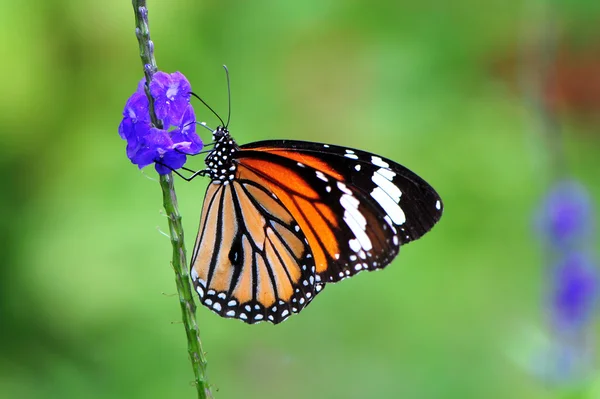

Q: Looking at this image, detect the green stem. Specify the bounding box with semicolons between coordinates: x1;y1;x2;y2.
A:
131;2;212;398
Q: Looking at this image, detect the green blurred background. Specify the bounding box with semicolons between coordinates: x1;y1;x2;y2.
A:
1;0;599;398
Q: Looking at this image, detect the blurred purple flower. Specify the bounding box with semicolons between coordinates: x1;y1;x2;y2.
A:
536;180;594;248
533;178;598;384
118;71;202;174
551;252;598;332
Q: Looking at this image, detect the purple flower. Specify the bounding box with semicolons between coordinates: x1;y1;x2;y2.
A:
536;180;594;248
551;252;598;332
118;71;202;174
150;71;192;129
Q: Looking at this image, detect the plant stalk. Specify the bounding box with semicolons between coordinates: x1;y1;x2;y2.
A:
131;2;212;397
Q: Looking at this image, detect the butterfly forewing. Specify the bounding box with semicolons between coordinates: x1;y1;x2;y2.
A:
237;140;443;283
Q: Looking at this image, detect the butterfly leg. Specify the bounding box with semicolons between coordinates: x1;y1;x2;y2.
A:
154;161;208;181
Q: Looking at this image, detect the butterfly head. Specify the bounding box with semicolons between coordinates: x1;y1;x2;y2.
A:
212;125;230;141
205;126;239;183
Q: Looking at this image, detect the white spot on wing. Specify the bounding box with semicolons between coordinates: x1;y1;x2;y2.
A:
383;215;397;233
340;193;372;251
349;238;361;252
435;200;441;210
371;187;406;225
337;182;352;195
377;168;396;181
371;156;389;168
344;153;359;160
355;164;361;171
372;170;402;203
315;171;328;182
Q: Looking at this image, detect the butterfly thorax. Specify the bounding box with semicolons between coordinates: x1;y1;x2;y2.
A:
205;126;240;184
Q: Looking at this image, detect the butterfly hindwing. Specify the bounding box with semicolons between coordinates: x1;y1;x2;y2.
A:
190;181;323;324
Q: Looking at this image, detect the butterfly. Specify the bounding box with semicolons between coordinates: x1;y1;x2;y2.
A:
184;123;443;324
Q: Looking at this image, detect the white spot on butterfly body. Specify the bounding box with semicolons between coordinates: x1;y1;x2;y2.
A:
371;187;406;225
435;200;442;210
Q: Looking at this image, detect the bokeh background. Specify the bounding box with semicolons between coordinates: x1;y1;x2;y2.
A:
1;1;599;398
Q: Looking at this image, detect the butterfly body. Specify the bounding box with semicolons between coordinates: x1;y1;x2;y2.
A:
191;126;442;324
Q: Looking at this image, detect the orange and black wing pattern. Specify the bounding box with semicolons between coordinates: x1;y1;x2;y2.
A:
236;140;443;284
190;179;323;324
190;129;442;324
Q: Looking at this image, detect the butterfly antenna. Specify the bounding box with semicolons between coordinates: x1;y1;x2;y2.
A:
190;92;226;127
196;121;216;133
223;65;231;129
181;120;214;134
